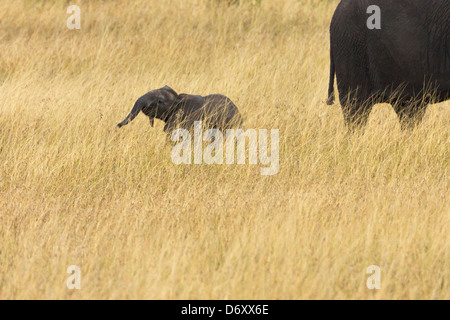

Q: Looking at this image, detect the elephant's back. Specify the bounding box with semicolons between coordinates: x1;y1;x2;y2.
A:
203;94;241;127
204;94;237;111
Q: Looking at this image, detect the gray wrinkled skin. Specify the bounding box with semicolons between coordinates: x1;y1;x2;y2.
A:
327;0;449;130
117;86;242;133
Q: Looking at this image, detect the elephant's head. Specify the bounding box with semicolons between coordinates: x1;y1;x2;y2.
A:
117;86;178;128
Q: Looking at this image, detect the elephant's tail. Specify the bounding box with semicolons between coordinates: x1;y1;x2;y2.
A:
327;52;335;105
117;98;145;128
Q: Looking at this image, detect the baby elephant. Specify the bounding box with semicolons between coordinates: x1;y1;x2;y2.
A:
117;86;242;133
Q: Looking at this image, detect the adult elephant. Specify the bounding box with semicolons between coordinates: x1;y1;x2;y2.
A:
327;0;449;130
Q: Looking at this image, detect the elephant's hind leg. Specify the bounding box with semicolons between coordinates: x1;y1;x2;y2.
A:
342;101;373;132
394;101;427;130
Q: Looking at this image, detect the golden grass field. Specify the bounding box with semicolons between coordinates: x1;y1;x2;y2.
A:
0;0;448;299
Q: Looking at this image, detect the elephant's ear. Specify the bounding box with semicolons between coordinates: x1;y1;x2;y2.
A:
171;94;185;112
173;94;184;105
162;85;177;97
160;85;178;107
162;94;184;121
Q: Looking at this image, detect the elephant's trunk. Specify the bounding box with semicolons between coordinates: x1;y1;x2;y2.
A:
117;98;145;128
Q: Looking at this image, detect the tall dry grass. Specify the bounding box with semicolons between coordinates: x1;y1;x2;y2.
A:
0;0;448;299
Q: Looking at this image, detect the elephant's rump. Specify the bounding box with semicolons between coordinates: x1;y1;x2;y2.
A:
181;94;241;128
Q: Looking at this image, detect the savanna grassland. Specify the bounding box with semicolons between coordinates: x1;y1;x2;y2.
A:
0;0;448;299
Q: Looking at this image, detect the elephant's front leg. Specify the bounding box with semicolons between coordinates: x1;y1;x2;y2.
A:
164;121;177;135
163;121;182;145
